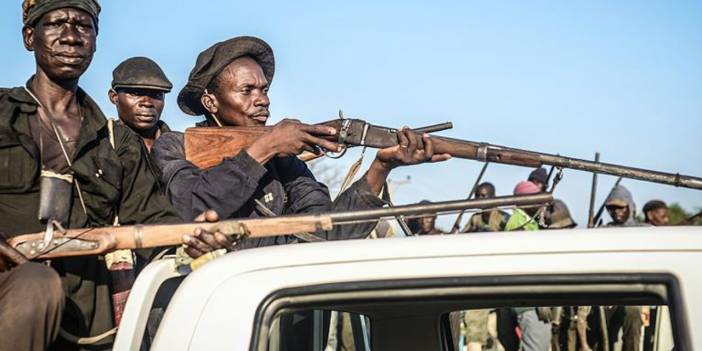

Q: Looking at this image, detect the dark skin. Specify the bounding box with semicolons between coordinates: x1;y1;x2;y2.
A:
108;88;166;151
418;215;440;235
476;185;495;223
23;8;97;143
645;208;669;226
186;56;451;257
606;205;630;225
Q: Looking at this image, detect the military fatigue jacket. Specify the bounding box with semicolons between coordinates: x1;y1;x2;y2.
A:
152;131;385;249
0;83;181;349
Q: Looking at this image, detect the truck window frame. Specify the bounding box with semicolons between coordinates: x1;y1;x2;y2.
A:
249;273;690;351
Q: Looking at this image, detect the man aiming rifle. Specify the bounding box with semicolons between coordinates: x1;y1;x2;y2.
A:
151;36;451;257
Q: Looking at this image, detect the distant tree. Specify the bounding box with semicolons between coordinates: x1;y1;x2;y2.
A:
667;203;690;225
667;203;702;226
306;158;343;194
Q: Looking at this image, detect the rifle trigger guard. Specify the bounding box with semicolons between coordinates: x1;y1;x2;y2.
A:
325;144;347;159
324;118;352;159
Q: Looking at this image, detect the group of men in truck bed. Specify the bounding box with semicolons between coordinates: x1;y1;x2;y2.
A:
0;1;682;350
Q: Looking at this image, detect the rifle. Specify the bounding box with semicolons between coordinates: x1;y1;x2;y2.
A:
185;118;702;190
7;194;552;260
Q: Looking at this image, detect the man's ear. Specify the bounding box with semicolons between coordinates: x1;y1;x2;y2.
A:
200;91;218;115
108;89;118;105
22;26;34;51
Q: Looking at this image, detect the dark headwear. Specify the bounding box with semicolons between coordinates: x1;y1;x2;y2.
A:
23;0;100;31
178;36;275;116
112;57;173;92
547;199;577;229
643;200;667;216
528;167;548;185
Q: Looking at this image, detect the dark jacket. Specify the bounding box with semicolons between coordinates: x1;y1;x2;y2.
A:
115;118;171;180
0;84;181;349
152;131;385;249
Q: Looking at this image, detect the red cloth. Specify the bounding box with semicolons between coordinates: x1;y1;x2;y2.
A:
513;181;540;195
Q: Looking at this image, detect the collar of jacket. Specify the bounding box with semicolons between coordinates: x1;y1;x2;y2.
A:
6;77;109;155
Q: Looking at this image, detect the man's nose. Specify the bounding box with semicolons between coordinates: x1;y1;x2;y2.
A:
254;91;270;107
138;96;155;107
58;24;83;46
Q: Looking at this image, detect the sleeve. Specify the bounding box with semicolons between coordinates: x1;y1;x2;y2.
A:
278;157;385;241
151;132;268;221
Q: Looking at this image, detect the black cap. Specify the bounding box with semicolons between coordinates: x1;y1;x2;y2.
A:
643;200;667;214
111;57;172;92
178;36;275;116
528;167;548;185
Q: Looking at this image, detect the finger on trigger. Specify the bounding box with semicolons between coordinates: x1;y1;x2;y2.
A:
306;135;341;153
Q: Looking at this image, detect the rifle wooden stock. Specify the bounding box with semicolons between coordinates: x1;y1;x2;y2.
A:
8;215;333;260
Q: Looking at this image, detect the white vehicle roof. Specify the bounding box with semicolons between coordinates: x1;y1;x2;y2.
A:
118;226;702;350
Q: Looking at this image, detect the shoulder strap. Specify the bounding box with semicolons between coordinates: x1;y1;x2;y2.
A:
106;119;119;227
107;118;116;149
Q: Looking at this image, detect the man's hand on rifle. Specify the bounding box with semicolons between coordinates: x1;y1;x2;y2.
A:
366;128;451;193
246;119;341;164
183;210;237;258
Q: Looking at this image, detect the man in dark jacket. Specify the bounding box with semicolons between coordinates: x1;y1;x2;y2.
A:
152;36;451;256
0;1;181;349
109;56;173;153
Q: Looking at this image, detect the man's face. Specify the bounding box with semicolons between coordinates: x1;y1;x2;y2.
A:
207;57;270;127
110;88;165;133
418;215;437;234
606;205;630;224
476;186;494;199
23;8;97;81
646;208;669;226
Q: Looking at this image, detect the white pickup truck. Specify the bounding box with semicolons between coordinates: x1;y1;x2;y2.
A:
113;226;701;350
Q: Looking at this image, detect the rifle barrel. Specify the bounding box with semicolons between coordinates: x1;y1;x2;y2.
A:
431;137;702;190
413;122;453;134
329;193;553;224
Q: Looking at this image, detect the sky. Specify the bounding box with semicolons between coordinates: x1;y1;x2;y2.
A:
1;0;701;230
